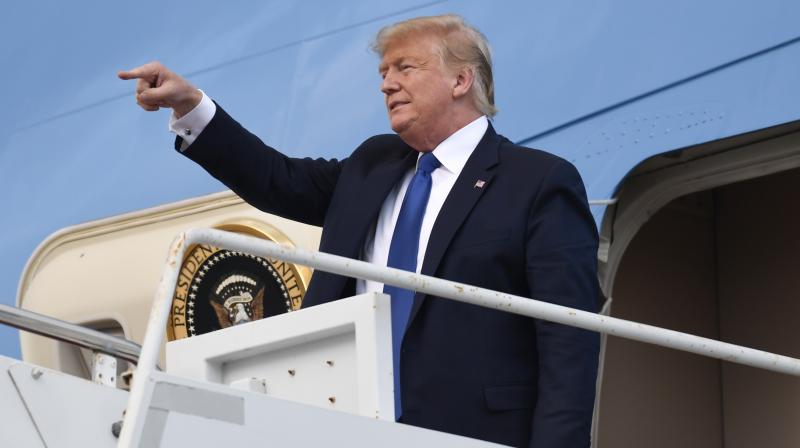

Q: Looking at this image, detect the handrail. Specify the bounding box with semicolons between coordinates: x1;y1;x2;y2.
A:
588;198;618;206
118;227;800;446
0;304;141;364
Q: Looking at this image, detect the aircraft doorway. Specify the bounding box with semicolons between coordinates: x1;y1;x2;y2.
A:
595;126;800;448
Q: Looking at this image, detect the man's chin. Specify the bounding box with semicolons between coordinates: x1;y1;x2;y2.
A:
390;117;413;135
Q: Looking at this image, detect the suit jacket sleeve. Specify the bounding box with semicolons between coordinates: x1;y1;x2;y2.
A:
176;103;344;226
526;159;600;448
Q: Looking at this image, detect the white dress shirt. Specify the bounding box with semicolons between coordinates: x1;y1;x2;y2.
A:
169;92;489;294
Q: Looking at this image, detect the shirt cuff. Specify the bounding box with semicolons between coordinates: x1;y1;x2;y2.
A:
169;90;216;151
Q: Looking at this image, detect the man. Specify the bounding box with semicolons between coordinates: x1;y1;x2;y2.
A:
120;15;599;447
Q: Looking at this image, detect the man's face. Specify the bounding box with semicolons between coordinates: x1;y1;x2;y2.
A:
379;35;457;150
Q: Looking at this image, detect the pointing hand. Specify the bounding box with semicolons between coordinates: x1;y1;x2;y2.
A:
118;61;202;118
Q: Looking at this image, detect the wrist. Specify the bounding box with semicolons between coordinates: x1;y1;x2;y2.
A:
173;89;203;118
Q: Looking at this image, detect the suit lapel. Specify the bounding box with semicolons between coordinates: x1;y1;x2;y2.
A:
333;146;418;258
357;152;417;243
306;144;416;307
406;125;501;328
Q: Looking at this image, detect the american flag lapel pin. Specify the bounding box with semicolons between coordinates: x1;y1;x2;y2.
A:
474;179;486;189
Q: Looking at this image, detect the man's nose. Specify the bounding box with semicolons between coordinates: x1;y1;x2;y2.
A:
381;72;399;95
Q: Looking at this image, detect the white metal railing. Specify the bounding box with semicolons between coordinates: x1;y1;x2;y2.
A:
589;198;618;206
118;228;800;447
0;303;140;364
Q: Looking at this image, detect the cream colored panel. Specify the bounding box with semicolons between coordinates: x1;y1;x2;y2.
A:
18;191;321;373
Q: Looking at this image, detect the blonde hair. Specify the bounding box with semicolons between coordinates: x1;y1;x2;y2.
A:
372;14;497;118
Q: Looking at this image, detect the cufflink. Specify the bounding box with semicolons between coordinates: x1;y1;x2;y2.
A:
183;129;192;136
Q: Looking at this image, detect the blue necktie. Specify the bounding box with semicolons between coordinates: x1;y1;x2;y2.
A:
384;151;441;420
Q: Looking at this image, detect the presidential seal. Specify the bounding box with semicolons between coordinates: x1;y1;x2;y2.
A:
167;224;309;340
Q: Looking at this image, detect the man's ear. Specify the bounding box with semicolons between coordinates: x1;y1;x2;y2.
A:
452;66;475;99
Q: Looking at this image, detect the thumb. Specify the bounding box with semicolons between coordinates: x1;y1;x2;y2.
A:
138;84;171;104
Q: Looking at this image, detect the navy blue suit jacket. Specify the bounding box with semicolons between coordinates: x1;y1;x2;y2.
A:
180;105;600;447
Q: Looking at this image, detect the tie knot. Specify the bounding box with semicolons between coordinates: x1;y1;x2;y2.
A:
417;152;441;175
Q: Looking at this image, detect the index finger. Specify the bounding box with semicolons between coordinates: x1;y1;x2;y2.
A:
117;61;161;80
118;67;148;80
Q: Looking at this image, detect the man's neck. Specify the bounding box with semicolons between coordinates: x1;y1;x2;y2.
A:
406;109;484;152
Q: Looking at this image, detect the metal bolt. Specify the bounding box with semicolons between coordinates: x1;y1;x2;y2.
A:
31;368;43;379
111;420;123;438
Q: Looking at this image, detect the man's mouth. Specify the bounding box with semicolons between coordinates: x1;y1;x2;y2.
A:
388;100;409;111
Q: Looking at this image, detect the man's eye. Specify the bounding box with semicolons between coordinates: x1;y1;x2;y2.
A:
400;65;412;71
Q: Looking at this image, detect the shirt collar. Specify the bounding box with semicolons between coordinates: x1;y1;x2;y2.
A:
416;115;489;175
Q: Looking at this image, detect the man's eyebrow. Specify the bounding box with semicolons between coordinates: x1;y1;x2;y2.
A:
378;57;411;73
